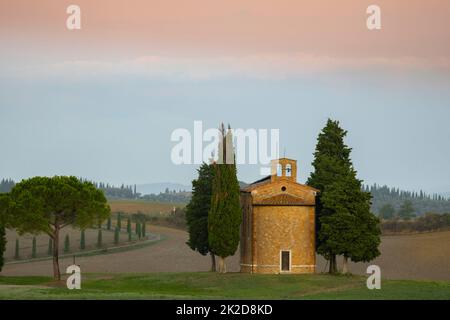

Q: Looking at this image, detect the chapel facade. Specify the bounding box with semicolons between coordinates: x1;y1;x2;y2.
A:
240;158;318;274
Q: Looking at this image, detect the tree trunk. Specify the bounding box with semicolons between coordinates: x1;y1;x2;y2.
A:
218;256;227;273
329;254;337;274
210;253;216;272
52;227;61;280
342;256;349;274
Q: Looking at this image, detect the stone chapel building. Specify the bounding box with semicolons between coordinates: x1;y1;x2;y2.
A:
240;158;318;274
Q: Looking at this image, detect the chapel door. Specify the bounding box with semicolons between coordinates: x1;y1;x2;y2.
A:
281;251;291;272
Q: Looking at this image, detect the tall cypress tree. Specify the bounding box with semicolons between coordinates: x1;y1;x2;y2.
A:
186;163;216;271
308;119;381;273
307;119;351;273
208;124;242;273
320;171;381;273
127;217;131;234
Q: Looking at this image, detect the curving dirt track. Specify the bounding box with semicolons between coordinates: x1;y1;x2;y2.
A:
1;226;239;276
1;226;449;281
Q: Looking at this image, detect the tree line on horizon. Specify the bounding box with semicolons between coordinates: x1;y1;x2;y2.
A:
3;178;450;216
367;184;450;217
1;178;191;203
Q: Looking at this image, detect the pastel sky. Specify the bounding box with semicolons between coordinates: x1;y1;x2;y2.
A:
1;1;450;193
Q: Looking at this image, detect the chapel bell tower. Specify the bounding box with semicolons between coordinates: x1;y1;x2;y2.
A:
271;158;297;183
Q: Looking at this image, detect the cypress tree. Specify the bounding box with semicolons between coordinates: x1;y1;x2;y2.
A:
128;228;132;241
136;222;141;239
142;221;146;238
114;226;120;245
64;234;70;253
186;162;216;271
97;229;103;248
47;238;53;256
107;217;112;230
127;217;131;234
117;213;122;230
32;237;37;258
14;239;19;259
307;119;381;273
320;172;381;273
80;229;86;250
208;124;242;273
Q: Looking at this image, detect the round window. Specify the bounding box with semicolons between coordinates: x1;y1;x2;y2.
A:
281;186;287;192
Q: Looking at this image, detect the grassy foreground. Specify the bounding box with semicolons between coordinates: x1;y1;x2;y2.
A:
0;272;449;300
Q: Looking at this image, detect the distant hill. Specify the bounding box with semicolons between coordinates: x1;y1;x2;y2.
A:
136;182;191;195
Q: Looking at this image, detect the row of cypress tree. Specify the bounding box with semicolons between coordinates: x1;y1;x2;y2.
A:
10;220;147;261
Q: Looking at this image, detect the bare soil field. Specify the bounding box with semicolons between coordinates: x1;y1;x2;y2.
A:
1;227;449;281
108;200;184;215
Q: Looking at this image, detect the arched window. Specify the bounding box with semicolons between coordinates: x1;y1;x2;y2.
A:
277;163;283;176
286;164;292;177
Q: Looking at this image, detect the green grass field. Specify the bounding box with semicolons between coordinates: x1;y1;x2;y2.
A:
0;273;449;300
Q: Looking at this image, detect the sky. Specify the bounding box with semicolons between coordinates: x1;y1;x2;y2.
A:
1;0;450;193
